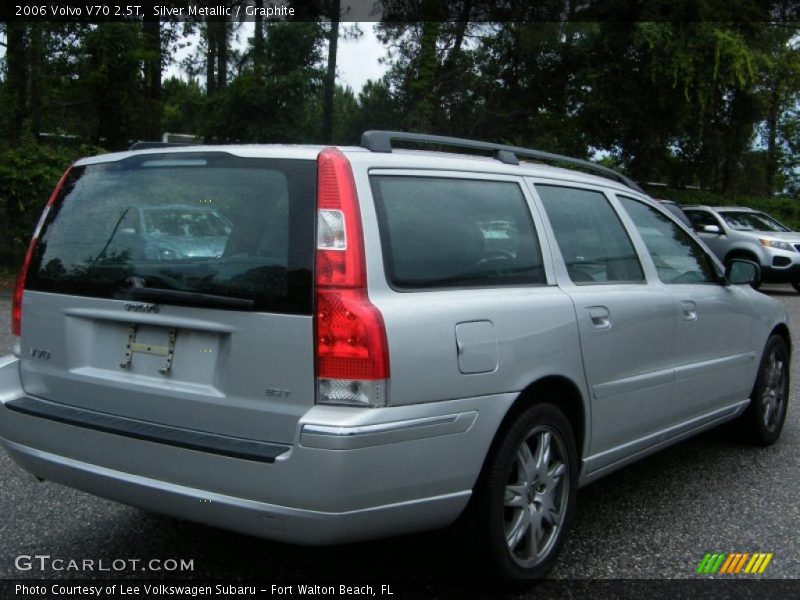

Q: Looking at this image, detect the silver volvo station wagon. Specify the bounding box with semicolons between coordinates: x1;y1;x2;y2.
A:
0;132;791;579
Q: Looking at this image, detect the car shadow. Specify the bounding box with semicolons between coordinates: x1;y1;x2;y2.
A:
33;420;786;586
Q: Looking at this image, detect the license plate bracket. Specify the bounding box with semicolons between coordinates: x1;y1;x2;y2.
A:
119;325;177;375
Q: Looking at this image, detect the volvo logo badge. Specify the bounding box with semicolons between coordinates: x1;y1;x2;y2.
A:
124;303;160;314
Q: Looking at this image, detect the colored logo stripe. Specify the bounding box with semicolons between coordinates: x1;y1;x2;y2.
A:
698;553;773;574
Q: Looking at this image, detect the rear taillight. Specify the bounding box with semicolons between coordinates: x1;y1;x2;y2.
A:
315;148;389;407
11;167;72;342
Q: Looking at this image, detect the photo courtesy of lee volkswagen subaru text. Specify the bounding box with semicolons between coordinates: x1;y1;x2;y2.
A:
0;132;791;580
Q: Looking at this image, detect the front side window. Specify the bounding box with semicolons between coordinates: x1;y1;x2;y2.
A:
371;176;545;289
536;185;644;284
618;196;718;284
685;209;723;231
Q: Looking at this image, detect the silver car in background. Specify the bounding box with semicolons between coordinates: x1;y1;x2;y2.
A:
684;205;800;292
0;132;791;580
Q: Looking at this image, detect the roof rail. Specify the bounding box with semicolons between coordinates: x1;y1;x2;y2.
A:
128;141;193;151
360;130;644;193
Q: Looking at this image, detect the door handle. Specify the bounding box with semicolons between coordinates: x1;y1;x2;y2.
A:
588;306;611;330
680;300;698;321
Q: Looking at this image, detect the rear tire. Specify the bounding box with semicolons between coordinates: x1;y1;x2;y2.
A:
470;403;578;580
735;335;790;445
792;282;800;293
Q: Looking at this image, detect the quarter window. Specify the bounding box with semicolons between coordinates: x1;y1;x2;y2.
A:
618;197;718;284
536;185;644;284
371;176;545;289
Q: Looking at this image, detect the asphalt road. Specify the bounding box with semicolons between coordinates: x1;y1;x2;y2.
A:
0;289;797;586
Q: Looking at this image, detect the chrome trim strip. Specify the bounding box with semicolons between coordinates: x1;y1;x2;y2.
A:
593;367;674;399
673;352;754;380
303;414;459;437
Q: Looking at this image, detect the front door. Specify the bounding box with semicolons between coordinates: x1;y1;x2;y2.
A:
615;196;754;419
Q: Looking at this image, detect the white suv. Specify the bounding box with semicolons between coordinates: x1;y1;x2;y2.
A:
684;205;800;292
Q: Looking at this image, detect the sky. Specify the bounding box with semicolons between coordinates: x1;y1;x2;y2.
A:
330;24;387;92
166;22;388;93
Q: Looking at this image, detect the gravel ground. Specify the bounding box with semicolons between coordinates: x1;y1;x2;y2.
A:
0;289;797;588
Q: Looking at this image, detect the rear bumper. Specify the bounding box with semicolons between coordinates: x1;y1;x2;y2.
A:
0;355;513;545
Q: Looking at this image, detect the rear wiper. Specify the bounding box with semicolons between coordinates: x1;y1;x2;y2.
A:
93;208;130;263
131;287;255;309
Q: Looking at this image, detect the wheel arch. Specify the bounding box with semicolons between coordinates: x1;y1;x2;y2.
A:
483;375;588;473
770;323;792;357
724;247;762;265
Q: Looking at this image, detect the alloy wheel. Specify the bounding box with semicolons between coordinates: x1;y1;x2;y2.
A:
761;348;786;431
503;426;570;568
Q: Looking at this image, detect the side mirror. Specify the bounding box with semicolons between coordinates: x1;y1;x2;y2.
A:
701;224;721;234
725;259;760;286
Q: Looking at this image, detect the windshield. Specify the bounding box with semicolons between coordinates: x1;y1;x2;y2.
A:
718;211;790;233
27;152;315;314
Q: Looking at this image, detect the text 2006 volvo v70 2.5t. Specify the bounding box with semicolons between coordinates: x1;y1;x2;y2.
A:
0;132;790;579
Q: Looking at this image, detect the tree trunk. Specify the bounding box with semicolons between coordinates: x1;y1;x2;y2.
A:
407;21;440;132
322;0;340;144
143;19;163;139
253;1;265;78
206;24;217;96
29;24;43;137
6;23;29;142
765;79;780;194
216;22;229;90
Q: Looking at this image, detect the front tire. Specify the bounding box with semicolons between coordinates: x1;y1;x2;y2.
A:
472;403;578;580
737;335;790;445
791;281;800;293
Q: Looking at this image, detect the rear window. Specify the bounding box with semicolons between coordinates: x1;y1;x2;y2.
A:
371;176;545;289
27;153;315;314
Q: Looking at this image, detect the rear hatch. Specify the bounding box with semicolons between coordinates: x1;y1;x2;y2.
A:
19;150;316;444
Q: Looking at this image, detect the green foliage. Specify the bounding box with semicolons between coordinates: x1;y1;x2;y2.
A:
162;77;206;135
0;13;798;268
203;22;325;142
0;137;104;268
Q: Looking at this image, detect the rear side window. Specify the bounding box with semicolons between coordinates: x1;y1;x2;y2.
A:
371;176;545;289
27;153;315;314
536;185;644;284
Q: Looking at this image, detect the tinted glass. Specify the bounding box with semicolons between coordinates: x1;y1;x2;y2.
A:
27;153;315;314
658;202;691;226
536;185;643;284
717;211;789;232
618;197;718;284
371;176;545;288
685;209;722;230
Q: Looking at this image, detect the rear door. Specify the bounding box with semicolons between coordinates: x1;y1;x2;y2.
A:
19;151;316;444
530;182;678;465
